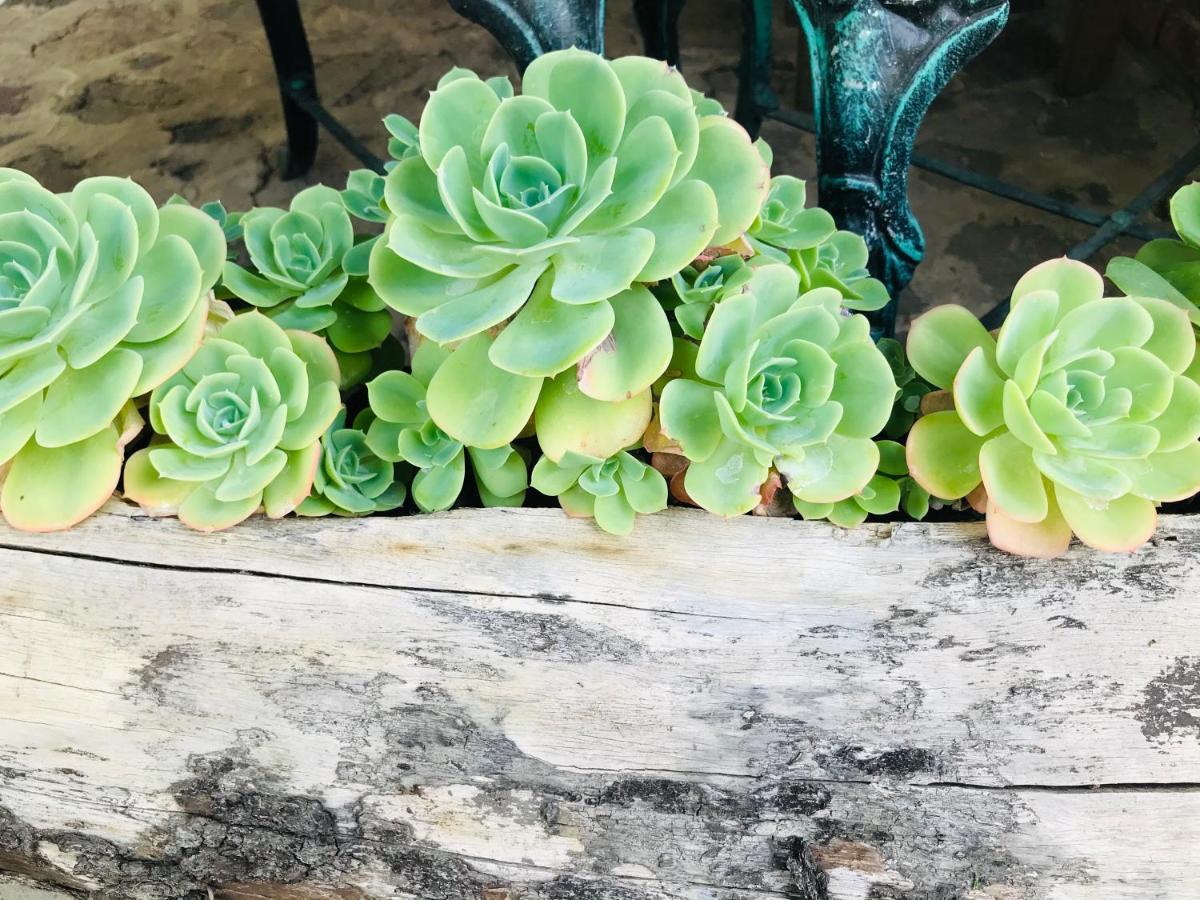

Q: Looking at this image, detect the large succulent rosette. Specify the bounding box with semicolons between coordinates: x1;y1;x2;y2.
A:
123;313;342;531
658;264;897;516
906;258;1200;557
0;169;224;530
369;48;768;408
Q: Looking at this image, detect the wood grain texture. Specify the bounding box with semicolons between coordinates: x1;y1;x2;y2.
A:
1;500;1198;899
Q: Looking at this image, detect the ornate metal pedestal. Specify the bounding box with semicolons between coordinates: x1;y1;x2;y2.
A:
738;0;1010;334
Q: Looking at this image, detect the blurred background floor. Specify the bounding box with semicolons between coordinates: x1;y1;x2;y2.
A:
0;0;1197;327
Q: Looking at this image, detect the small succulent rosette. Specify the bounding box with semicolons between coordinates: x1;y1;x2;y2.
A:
368;48;769;403
530;363;659;535
123;312;342;531
747;175;836;262
0;170;225;531
533;450;667;535
669;252;752;339
906;257;1200;557
658;264;897;516
364;341;527;512
745;174;888;313
222;185;392;388
1106;182;1200;379
792;440;931;527
295;408;407;517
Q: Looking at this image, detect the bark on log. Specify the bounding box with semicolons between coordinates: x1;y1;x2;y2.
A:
1;501;1198;899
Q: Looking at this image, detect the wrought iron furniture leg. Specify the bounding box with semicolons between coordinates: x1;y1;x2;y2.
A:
254;0;319;180
792;0;1010;336
446;0;606;73
632;0;686;66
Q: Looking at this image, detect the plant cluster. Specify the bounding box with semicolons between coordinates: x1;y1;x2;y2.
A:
2;51;1198;559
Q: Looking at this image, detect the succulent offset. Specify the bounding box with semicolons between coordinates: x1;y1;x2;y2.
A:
906;257;1200;556
532;450;667;535
0;169;225;531
747;175;889;313
222;185;392;387
658;264;897;516
368;48;769;411
123;312;342;531
1106;182;1200;381
365;341;527;512
296;408;407;516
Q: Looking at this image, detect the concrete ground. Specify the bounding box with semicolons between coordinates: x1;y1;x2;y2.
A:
0;0;1196;327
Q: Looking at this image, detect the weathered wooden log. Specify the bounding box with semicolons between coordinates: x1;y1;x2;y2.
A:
1;501;1198;899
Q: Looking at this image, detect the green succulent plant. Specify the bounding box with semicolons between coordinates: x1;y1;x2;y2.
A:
365;341;527;512
368;48;768;408
295;408;407;516
796;229;890;312
743;174;888;313
122;312;342;531
906;257;1200;557
792;439;930;526
1106;183;1200;380
658;263;897;516
669;252;751;339
221;185;392;388
747;175;836;260
341;169;389;224
532;449;666;535
0;169;225;531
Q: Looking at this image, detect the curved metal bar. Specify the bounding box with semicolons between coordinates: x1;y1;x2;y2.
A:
253;0;319;179
446;0;607;72
793;0;1010;335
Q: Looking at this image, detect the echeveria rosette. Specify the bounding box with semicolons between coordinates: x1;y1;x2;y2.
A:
669;253;752;339
906;258;1200;557
793;440;930;526
342;170;389;225
1106;183;1200;381
295;408;407;517
0;169;226;531
658;264;897;516
122;312;342;532
222;185;392;388
365;341;527;512
532;450;667;535
747;176;835;262
745;175;888;313
369;49;768;399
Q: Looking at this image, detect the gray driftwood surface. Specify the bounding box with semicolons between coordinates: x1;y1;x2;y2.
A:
0;501;1198;900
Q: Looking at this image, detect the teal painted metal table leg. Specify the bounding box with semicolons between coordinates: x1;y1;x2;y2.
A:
739;1;1009;334
794;1;1009;334
447;0;606;71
